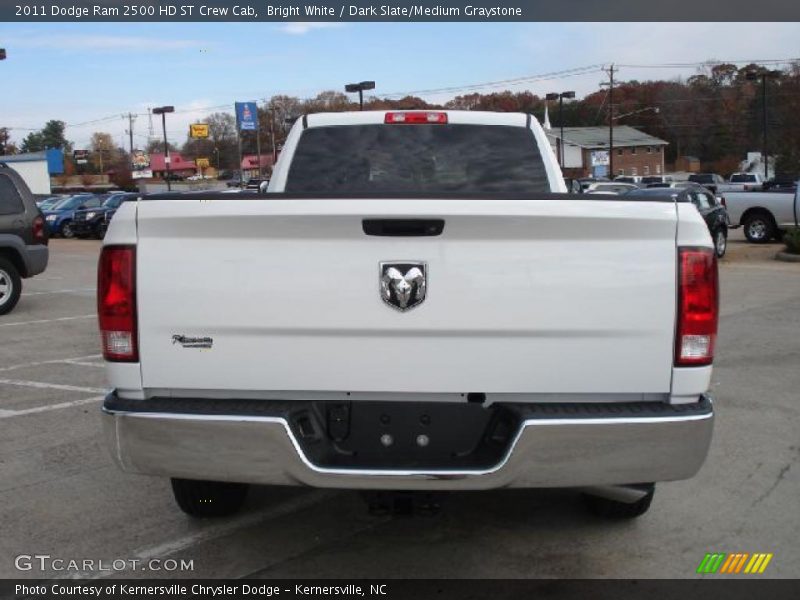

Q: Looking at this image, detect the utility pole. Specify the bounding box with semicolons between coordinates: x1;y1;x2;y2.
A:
123;113;136;155
602;64;616;177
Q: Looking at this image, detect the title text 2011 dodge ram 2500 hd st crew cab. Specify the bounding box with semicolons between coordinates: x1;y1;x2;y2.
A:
100;111;717;519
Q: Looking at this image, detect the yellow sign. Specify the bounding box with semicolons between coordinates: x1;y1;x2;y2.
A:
195;158;210;168
190;124;209;139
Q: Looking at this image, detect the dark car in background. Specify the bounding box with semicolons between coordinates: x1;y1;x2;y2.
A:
73;192;138;239
42;194;102;238
0;164;49;315
762;176;798;192
688;173;726;193
627;184;730;257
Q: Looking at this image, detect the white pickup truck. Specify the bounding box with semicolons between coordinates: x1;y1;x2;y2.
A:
100;110;717;520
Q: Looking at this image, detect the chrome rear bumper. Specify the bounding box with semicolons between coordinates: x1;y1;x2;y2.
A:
102;394;713;491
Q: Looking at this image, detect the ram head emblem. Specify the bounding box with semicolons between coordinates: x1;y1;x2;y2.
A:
379;262;427;311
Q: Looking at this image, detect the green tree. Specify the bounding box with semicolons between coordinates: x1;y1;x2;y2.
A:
20;120;71;153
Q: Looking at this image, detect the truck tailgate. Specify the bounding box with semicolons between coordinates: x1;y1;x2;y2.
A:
135;198;677;396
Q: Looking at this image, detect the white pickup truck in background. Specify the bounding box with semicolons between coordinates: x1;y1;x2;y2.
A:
99;110;718;520
717;172;765;194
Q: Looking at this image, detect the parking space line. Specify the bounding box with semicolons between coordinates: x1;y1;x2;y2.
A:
22;288;96;297
0;378;105;394
79;490;336;580
0;354;102;373
0;314;95;328
60;360;105;368
0;395;104;419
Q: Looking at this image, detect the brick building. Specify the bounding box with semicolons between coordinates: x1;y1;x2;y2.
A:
546;126;668;179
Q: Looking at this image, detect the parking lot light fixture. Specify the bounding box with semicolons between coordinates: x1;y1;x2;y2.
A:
152;106;175;191
345;81;376;111
0;48;6;60
746;70;782;180
546;91;575;167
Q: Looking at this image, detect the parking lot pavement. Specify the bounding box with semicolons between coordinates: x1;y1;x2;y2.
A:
1;234;798;580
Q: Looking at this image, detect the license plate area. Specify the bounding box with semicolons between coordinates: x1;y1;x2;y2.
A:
288;401;521;470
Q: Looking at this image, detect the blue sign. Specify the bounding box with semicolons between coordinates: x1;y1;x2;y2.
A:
235;102;258;131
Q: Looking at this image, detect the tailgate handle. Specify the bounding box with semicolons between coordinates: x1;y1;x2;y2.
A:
362;219;444;237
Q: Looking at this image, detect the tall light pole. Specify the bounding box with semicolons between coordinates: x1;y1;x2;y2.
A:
152;106;175;191
345;81;375;110
546;91;575;168
746;70;782;180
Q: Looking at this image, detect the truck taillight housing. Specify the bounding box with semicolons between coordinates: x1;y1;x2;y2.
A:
676;247;718;366
385;111;448;124
97;245;138;362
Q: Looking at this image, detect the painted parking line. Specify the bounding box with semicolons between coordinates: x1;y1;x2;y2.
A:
0;378;105;394
0;354;102;373
77;489;336;580
59;359;105;368
0;395;103;419
22;287;96;297
0;314;95;328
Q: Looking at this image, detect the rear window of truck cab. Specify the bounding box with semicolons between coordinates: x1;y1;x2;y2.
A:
285;124;550;194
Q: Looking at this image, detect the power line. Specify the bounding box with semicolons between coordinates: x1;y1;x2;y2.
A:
380;65;605;98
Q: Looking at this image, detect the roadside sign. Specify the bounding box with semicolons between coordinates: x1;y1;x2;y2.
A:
190;124;209;139
235;102;258;131
73;149;89;165
131;150;152;179
591;150;609;166
196;158;210;168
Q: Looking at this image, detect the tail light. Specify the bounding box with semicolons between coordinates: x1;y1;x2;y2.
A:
675;247;718;366
97;245;138;362
32;214;47;245
385;111;448;124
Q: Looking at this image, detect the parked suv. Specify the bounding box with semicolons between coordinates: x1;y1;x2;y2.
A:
42;194;101;238
73;192;138;239
0;164;49;315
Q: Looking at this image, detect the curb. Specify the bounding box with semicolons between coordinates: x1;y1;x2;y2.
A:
775;251;800;263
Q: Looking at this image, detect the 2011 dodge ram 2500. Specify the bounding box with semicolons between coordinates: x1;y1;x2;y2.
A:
100;110;717;519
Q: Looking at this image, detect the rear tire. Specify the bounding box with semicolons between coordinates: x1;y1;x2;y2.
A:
742;212;775;244
0;257;22;316
583;485;655;519
170;478;249;518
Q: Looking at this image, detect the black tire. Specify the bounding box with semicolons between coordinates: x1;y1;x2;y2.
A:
60;220;75;239
714;228;728;258
170;478;249;518
583;485;655;519
0;257;22;316
742;211;776;244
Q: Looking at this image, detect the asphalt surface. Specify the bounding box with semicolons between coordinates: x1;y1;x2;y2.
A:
0;232;798;580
